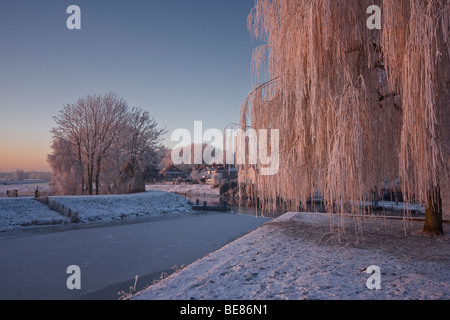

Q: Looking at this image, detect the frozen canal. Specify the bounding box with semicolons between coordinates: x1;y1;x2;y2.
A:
0;212;270;300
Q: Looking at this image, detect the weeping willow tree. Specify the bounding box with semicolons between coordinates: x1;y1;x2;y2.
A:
240;0;449;234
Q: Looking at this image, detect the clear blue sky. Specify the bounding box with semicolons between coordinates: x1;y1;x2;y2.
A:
0;0;257;171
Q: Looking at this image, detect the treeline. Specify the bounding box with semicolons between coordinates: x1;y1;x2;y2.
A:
0;170;51;181
48;92;166;196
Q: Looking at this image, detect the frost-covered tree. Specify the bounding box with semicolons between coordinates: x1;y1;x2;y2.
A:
86;93;128;195
50;98;86;193
48;138;83;195
50;92;128;195
115;107;167;193
241;0;449;234
49;93;166;195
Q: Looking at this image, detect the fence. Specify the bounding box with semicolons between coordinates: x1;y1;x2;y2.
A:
6;190;18;197
0;188;50;198
35;196;80;223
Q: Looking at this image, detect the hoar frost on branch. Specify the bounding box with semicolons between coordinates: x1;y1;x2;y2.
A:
48;92;166;196
240;0;449;234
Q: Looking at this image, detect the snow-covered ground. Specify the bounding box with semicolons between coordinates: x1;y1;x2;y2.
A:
145;184;220;196
0;181;50;197
2;181;448;300
53;191;191;223
0;191;192;232
0;198;71;231
133;212;450;300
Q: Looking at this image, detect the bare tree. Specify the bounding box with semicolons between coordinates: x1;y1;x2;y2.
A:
50;93;127;195
52;93;128;195
49;93;166;195
91;93;128;195
117;107;167;193
48;138;82;195
51;100;86;194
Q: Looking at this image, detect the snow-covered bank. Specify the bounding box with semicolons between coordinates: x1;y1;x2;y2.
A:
0;191;192;232
146;184;220;196
0;198;70;231
133;212;450;300
53;191;191;223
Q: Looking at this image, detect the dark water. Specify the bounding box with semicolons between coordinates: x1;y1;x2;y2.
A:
183;194;424;219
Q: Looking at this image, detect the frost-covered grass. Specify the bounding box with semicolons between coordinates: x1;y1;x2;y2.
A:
0;198;70;231
133;212;450;300
52;191;191;223
0;191;192;231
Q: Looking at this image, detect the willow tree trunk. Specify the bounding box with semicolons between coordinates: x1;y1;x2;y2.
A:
423;186;444;235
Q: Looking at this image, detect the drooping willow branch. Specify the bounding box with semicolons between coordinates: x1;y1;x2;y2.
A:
239;0;450;233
